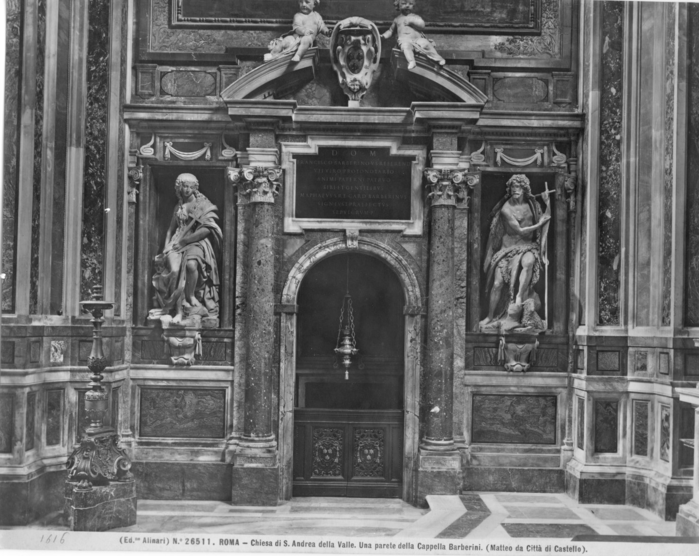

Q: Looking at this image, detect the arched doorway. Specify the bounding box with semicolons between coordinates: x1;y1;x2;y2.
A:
293;253;404;497
278;237;423;503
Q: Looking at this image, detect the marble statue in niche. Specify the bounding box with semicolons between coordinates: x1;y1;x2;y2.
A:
381;0;445;70
480;174;551;336
149;173;222;330
265;0;331;62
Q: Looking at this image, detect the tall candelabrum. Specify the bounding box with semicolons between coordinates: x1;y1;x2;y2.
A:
66;286;132;489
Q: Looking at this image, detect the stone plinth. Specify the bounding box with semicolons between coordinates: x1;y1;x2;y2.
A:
675;388;699;536
416;451;462;507
231;446;279;506
65;480;137;531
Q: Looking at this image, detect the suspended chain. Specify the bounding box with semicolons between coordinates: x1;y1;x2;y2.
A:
348;296;356;348
336;300;345;349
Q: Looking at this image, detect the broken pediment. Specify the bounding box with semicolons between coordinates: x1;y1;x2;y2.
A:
220;48;320;101
390;48;488;105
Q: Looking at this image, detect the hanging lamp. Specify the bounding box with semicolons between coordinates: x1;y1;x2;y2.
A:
334;255;359;380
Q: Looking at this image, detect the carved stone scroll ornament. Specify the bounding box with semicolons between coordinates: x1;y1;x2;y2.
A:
498;336;538;373
127;166;142;204
228;166;283;204
423;168;471;207
162;329;202;366
330;17;381;107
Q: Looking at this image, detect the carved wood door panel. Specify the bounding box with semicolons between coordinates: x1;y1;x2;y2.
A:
293;408;404;497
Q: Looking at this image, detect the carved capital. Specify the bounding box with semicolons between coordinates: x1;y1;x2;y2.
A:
228;166;283;204
424;168;477;207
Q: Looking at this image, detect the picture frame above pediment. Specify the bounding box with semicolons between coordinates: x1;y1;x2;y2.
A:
171;0;543;35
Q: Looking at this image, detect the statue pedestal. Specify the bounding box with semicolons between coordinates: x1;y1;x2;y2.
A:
65;480;137;531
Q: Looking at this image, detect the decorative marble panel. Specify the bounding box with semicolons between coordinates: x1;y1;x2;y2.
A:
472;395;556;445
596;351;619;373
160;71;216;97
0;394;14;453
473;348;498;366
1;341;14;365
76;389;90;442
493;77;548;104
29;0;46;314
686;3;699;325
353;428;384;478
46;389;63;446
139;388;226;438
597;1;624;325
662;2;675;326
312;428;343;477
576;397;584;450
632;400;649;457
30;341;41;363
81;0;111;302
659;352;670;375
660;404;671;462
594;400;618;453
111;387;120;430
50;340;66;364
2;0;22;312
634;351;648;373
25;392;36;451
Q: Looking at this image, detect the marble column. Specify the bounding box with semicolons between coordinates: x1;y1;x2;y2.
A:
417;149;466;503
228;142;282;505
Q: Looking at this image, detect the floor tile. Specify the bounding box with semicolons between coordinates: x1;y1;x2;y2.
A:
584;507;649;521
503;505;579;519
501;523;599;538
495;494;563;505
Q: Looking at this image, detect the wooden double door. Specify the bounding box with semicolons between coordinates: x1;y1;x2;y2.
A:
293;407;404;497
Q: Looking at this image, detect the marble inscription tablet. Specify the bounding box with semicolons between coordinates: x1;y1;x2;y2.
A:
294;147;412;221
471;394;557;444
139;388;226;438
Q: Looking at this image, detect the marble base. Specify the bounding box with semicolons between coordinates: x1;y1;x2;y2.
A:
464;467;564;493
626;474;692;520
0;468;64;525
676;500;699;536
131;461;231;500
231;465;279;506
416;452;462;507
65;480;137;531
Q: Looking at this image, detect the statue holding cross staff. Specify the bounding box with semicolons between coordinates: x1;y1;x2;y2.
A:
480;174;553;335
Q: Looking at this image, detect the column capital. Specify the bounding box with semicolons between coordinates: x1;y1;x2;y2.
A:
228;166;283;204
424;167;477;207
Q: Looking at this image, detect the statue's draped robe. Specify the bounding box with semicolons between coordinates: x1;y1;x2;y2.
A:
162;196;222;317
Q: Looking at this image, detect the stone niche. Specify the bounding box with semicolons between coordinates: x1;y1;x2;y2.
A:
131;161;235;367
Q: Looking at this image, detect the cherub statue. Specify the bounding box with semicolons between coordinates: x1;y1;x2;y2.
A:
480;174;552;335
381;0;445;70
265;0;331;62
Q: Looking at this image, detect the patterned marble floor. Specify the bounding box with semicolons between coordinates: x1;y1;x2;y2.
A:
17;493;677;539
